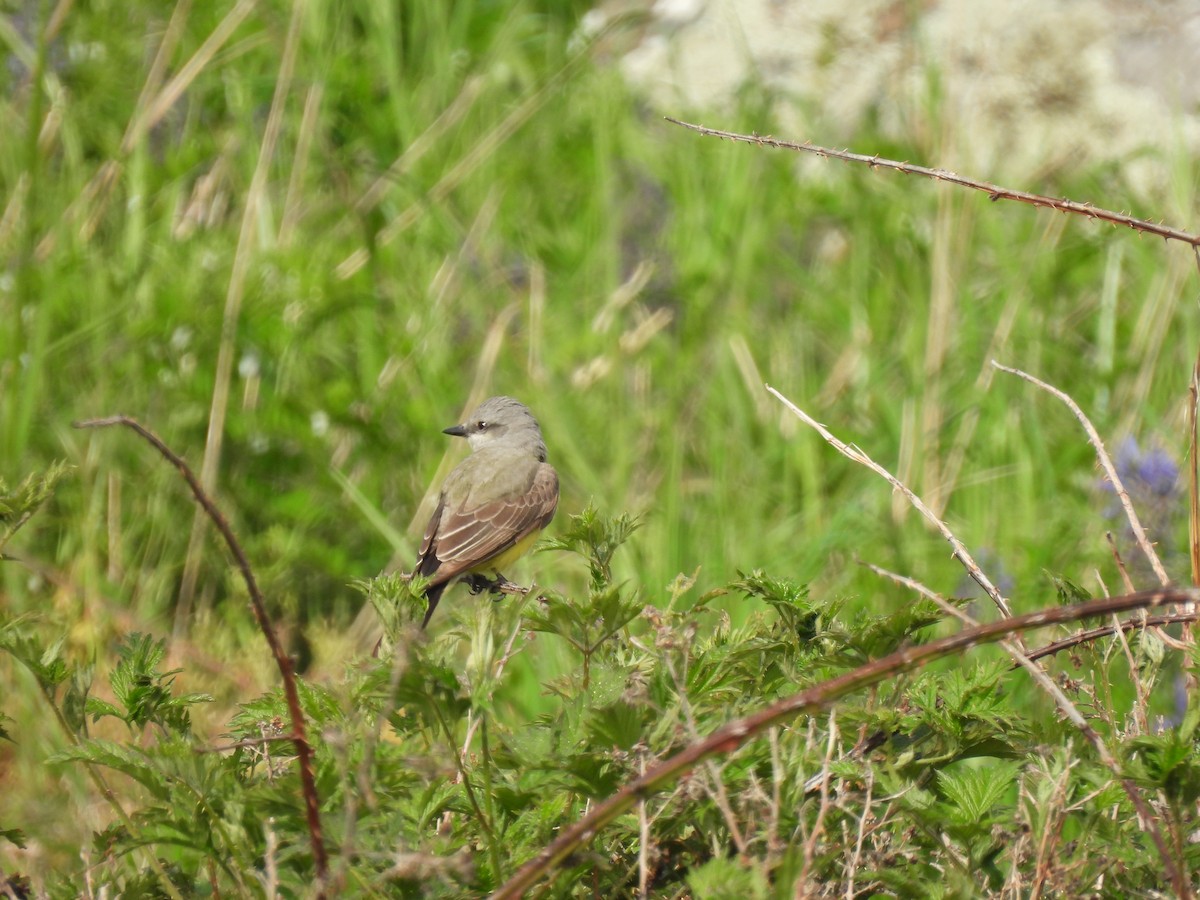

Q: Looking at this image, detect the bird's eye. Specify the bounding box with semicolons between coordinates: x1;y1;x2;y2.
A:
476;420;488;430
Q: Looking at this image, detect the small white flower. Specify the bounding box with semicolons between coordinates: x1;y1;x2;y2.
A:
238;352;260;379
311;410;330;437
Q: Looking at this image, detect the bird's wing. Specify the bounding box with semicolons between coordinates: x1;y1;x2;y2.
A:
416;462;558;585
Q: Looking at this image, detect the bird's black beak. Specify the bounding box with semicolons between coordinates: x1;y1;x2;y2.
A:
443;424;468;437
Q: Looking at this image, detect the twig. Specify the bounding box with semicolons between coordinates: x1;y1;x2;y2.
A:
73;416;328;888
858;561;971;626
664;119;1200;249
198;734;295;754
1105;532;1137;594
844;765;874;900
856;564;1194;751
492;587;1198;899
637;753;650;900
1102;540;1187;656
1188;351;1200;688
1028;759;1075;900
1023;613;1197;664
992;362;1171;586
1109;607;1151;735
763;385;1013;620
797;711;838;895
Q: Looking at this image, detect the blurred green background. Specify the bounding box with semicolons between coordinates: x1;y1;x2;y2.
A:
1;0;1197;863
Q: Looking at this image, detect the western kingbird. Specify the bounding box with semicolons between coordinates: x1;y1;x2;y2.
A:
413;396;559;627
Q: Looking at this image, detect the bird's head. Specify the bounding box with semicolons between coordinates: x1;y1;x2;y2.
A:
444;396;548;460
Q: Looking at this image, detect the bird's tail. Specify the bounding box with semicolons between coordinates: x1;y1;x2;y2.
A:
421;580;448;629
371;578;450;656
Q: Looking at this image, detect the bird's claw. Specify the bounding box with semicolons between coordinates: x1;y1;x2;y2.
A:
464;573;496;595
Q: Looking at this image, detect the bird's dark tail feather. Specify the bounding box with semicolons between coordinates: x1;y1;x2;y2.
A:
421;580;448;629
372;579;450;656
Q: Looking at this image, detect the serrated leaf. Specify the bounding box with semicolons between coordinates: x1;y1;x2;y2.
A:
1044;570;1090;604
539;504;641;589
49;739;174;800
731;569;820;640
0;462;72;551
937;761;1019;825
585;702;646;752
687;856;768;900
62;665;93;736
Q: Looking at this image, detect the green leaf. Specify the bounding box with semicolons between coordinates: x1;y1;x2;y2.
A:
0;620;72;693
731;569;821;640
62;665;94;737
49;740;174;800
0;461;72;551
538;504;641;589
354;571;428;649
936;760;1019;825
687;857;769;900
94;634;212;734
585;702;647;752
1044;570;1090;604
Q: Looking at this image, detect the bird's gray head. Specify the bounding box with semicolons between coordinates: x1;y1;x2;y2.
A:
443;396;548;460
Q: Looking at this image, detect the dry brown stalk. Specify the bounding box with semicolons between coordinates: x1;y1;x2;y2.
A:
664;119;1200;249
992;362;1171;586
763;385;1013;620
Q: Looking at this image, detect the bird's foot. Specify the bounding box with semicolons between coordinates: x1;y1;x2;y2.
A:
464;573;497;595
463;573;531;601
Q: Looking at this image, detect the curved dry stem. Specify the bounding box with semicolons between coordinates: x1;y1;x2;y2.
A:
765;384;1013;619
992;362;1171;586
74;415;328;889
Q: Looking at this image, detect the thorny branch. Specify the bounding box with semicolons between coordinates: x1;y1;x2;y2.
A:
665;118;1200;249
493;587;1199;899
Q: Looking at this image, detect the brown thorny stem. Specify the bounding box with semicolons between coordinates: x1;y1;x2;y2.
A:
75;417;329;889
664;118;1200;248
492;587;1199;899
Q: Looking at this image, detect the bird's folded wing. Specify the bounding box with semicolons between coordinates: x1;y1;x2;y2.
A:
419;464;559;583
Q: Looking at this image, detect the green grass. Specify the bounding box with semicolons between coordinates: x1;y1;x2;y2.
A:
2;0;1199;892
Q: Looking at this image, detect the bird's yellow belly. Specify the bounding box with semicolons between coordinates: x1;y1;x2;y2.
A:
471;529;543;576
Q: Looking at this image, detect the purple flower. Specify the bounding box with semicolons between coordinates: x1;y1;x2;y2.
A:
1101;438;1182;507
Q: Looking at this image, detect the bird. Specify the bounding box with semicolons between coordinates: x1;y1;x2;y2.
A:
412;396;559;628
